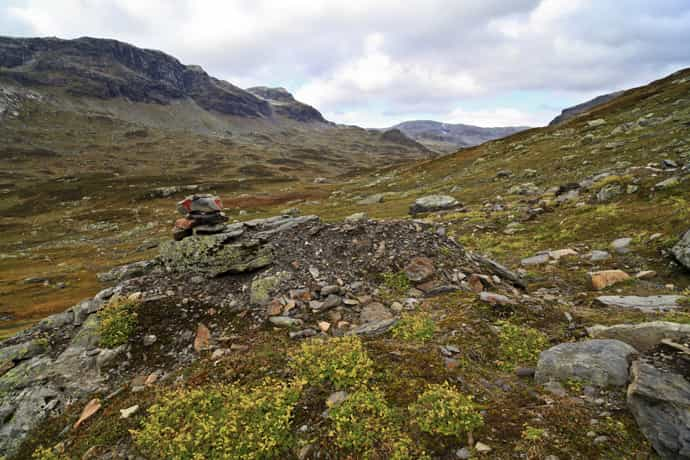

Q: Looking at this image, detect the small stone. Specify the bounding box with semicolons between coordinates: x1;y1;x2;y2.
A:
515;367;535;378
326;390;348;408
475;442;492;453
610;237;633;254
144;373;159;386
635;270;656;280
320;294;341;310
193;323;211;352
479;292;514;305
120;405;139;419
309;266;320;280
360;303;393;323
142;335;157;346
211;348;228;360
593;435;609;445
320;285;341;296
521;253;549;266
289;328;317;339
318;321;331;332
456;447;471;459
390;301;403;312
404;256;435;282
266;299;283;316
344;212;368;223
230;344;249;352
589;270;630;290
590;250;611;262
549;248;578;260
269;316;303;328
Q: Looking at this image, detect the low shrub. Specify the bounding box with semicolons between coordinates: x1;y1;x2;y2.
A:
409;382;483;441
496;320;548;371
392;311;436;342
133;378;303;460
328;387;426;459
290;335;373;389
97;296;139;348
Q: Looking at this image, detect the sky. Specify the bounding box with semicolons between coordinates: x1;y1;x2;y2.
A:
2;0;690;128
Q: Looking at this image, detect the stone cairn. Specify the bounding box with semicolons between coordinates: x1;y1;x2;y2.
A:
173;194;228;240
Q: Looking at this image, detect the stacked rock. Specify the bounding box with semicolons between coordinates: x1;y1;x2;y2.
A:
173;194;228;240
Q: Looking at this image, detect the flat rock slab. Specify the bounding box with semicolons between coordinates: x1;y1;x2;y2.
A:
409;195;460;215
588;321;690;352
159;235;273;277
595;295;683;312
535;339;637;387
627;360;690;459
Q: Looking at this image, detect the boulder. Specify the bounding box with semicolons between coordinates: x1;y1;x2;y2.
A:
535;339;637;387
588;321;690;352
409;195;460;215
159;234;273;277
348;318;398;336
627;360;690;459
595;295;683;312
359;303;393;323
521;253;549;266
672;229;690;269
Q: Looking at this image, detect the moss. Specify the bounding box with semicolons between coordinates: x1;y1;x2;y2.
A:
381;271;410;297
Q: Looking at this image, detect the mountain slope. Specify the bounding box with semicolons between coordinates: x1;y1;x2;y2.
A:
549;90;625;126
389;119;530;152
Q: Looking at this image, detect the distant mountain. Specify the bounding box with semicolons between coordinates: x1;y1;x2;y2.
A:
387;120;530;152
549;90;624;126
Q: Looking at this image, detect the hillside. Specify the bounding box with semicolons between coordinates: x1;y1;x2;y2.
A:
389;120;530;152
0;47;689;460
549;90;625;126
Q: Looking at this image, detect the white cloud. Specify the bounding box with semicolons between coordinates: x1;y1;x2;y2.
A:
4;0;690;127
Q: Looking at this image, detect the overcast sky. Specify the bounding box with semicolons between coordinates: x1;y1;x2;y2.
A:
2;0;690;127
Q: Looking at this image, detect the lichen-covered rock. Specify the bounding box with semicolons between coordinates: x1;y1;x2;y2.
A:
627;360;690;459
159;234;273;277
97;259;158;283
250;272;290;305
535;339;637;387
672;229;690;270
409;195;459;215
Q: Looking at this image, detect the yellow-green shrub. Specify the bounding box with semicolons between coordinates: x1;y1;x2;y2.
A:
290;335;373;389
327;387;427;460
392;312;436;342
97;297;139;348
409;382;483;439
496;321;548;371
31;446;64;460
133;378;302;460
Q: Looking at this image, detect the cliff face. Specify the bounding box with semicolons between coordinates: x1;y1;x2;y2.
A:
0;36;273;117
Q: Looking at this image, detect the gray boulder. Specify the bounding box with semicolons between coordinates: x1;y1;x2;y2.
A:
595;295;683;312
409;195;460;215
627;360;690;459
672;229;690;269
588;321;690;352
535;339;637;387
159;234;273;277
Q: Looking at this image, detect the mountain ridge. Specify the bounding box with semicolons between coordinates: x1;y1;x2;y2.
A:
388;119;530;152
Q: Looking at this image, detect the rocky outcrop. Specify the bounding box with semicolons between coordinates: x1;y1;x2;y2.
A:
672;229;690;269
627;360;690;459
389;120;529;150
159;233;273;277
246;86;327;123
0;287;124;456
535;339;637;387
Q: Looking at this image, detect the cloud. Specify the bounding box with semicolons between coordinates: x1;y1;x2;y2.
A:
3;0;690;127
